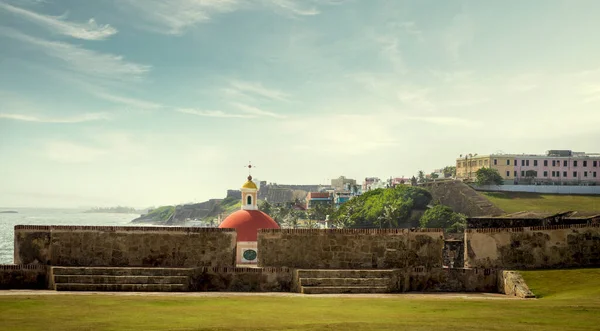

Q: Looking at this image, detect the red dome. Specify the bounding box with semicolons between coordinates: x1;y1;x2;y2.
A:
218;210;279;242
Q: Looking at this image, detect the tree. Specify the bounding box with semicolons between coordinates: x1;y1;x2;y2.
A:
443;166;456;178
430;172;439;179
331;185;432;229
475;167;504;186
258;200;272;215
417;171;426;183
419;205;466;233
410;176;418;186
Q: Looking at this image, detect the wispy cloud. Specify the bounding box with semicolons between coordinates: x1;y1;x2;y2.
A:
90;91;163;110
231;102;285;118
0;28;150;81
0;112;110;123
119;0;340;35
406;116;480;127
224;79;291;102
0;2;117;40
176;108;253;118
44;140;106;163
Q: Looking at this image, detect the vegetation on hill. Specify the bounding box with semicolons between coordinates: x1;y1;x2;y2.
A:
2;268;600;330
483;192;600;213
475;167;504;185
419;205;466;232
332;186;432;228
131;205;175;223
203;197;241;226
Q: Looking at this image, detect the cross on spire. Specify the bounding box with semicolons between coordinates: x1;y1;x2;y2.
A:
244;161;255;179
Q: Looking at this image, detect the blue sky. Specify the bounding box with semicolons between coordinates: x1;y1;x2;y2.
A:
1;0;600;208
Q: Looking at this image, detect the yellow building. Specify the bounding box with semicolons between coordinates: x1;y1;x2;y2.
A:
455;154;514;182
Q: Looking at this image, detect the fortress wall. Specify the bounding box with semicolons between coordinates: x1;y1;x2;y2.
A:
190;267;293;292
465;224;600;269
407;267;498;293
257;229;444;269
14;225;237;267
0;264;49;289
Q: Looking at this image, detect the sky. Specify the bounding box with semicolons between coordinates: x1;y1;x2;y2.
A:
1;0;600;208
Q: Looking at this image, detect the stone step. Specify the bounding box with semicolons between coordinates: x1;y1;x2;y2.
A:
54;275;188;285
55;283;186;292
52;267;193;277
301;286;389;294
297;269;394;279
299;277;389;287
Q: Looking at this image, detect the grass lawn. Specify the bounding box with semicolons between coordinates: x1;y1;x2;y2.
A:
1;269;599;331
483;191;600;213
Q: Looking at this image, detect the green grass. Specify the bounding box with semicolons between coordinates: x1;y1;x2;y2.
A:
483;192;600;213
1;269;599;330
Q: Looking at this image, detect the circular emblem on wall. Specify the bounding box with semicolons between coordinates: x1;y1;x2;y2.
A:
243;249;257;261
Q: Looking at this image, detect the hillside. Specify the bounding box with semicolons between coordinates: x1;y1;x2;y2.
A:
131;198;239;225
483;192;600;213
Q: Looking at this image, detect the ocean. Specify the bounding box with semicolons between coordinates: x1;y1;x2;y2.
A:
0;208;139;264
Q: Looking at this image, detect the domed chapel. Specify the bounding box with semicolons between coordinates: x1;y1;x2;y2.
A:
218;173;279;264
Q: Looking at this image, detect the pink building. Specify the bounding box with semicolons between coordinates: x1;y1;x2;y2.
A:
512;150;600;185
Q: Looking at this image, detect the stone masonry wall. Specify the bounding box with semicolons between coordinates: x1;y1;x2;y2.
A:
0;265;49;289
465;224;600;269
407;267;497;293
14;225;237;267
190;267;293;292
258;229;444;269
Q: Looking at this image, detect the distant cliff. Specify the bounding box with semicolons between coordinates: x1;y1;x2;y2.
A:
130;198;240;225
85;206;139;214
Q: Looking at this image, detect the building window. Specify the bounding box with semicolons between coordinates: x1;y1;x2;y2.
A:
563;171;567;177
551;171;555;177
506;171;510;177
594;172;597;178
521;171;525;177
574;160;578;167
534;160;538;166
594;161;598;167
514;160;517;166
484;160;489;166
478;160;482;166
494;159;497;165
544;160;548;166
514;171;517;177
506;160;510;165
521;160;525;166
552;160;556;167
247;195;252;205
543;171;548;177
564;160;568;167
584;171;588;177
573;171;577;178
526;160;530;166
583;161;587;167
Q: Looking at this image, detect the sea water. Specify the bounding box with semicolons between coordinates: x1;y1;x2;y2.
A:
0;208;139;264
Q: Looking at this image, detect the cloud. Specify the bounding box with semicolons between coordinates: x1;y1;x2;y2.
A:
443;12;474;61
118;0;340;35
0;112;110;123
224;79;291;102
231;102;285;118
176;108;253;118
0;2;117;40
0;28;150;81
406;116;480;128
90;91;163;110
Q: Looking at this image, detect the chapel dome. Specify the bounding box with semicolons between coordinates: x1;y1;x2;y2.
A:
218;210;279;242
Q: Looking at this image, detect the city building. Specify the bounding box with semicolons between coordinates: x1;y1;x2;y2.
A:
331;176;357;191
456;150;600;185
306;192;333;209
362;177;387;191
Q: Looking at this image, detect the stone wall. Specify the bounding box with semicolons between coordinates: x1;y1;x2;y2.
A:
190;267;293;292
14;225;237;267
407;267;498;293
258;229;444;269
0;265;48;289
465;224;600;269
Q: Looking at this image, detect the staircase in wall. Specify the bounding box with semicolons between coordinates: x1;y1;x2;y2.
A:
297;269;394;294
51;267;192;292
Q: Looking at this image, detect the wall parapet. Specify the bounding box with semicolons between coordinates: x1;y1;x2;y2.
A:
15;225;235;233
466;223;600;233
